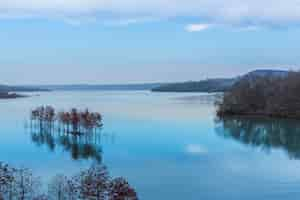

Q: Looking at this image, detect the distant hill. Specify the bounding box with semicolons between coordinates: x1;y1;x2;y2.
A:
34;83;162;91
152;78;236;93
9;86;50;92
0;85;10;92
0;85;49;92
245;69;289;78
152;69;290;93
241;70;289;84
1;69;290;94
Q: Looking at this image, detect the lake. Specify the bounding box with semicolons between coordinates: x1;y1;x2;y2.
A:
1;91;300;200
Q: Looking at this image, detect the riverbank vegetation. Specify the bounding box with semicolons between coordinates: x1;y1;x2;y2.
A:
217;71;300;118
0;162;138;200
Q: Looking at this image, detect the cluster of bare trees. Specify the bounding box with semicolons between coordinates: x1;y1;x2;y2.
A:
31;106;103;134
0;163;138;200
0;163;40;200
31;106;55;123
57;108;102;134
217;71;300;118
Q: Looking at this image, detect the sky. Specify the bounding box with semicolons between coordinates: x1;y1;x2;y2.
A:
1;0;300;85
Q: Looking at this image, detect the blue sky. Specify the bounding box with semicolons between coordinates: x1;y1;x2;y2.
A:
1;0;300;84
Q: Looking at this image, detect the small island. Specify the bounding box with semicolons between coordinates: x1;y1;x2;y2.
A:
217;70;300;118
0;84;50;99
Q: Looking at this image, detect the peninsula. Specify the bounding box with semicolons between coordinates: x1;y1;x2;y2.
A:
216;70;300;118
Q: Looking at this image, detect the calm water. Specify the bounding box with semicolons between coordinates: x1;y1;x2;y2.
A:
1;91;300;200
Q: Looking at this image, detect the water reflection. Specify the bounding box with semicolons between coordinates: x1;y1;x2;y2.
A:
215;116;300;159
30;125;103;162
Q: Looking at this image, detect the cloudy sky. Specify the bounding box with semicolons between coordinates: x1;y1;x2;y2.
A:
1;0;300;84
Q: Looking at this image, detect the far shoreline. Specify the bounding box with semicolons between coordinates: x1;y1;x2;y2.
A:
0;93;28;99
216;112;300;120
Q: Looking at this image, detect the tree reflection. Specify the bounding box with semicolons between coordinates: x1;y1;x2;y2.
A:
215;116;300;159
30;123;103;163
18;108;139;199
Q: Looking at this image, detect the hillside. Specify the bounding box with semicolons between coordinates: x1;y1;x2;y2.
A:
217;70;300;118
0;84;49;92
152;78;236;93
151;70;289;93
32;83;162;91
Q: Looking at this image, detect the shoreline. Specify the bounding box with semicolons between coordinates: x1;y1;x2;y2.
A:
0;93;28;99
217;111;300;120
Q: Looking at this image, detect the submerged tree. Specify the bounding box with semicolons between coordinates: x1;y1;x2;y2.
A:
31;106;103;135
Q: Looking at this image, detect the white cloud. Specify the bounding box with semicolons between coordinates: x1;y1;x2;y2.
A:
237;25;260;31
186;144;207;155
0;0;300;27
103;17;157;26
185;24;211;32
60;16;98;26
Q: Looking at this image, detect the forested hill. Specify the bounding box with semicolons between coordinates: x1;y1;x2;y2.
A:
151;78;236;92
151;70;289;93
216;70;300;118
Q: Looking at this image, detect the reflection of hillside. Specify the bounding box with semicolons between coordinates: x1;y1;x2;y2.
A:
30;126;103;162
215;116;300;159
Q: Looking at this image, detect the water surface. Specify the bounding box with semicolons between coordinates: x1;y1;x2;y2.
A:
1;91;300;200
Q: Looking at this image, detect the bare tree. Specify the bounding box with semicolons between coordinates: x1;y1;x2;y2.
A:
48;174;78;200
0;162;15;200
0;160;139;200
77;164;110;200
13;167;40;200
109;177;138;200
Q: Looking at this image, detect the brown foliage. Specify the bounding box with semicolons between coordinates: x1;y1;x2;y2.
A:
0;163;138;200
217;71;300;118
109;177;138;200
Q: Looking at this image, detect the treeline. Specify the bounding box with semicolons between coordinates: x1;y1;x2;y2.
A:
152;78;236;93
0;162;138;200
217;71;300;118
